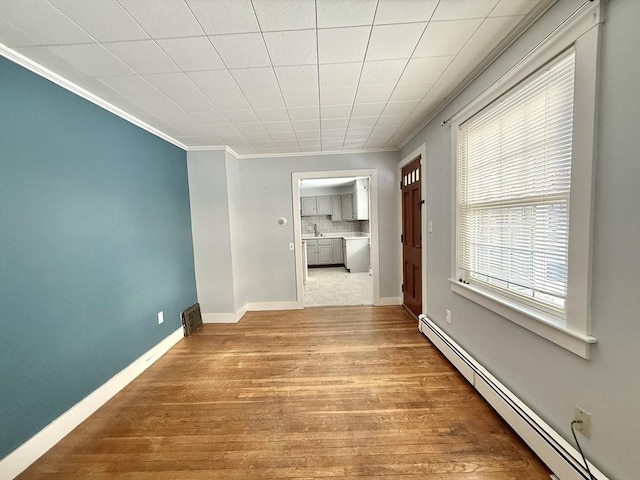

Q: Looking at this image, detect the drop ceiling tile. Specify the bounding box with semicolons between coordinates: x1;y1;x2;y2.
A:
460;15;524;55
399;56;453;85
175;124;214;136
13;46;89;84
323;139;345;149
144;73;212;111
354;84;395;104
366;23;425;61
321;104;353;119
263;29;317;66
231;67;280;92
360;59;407;86
0;18;35;47
235;122;267;134
209;123;241;136
187;0;259;34
244;132;272;142
105;40;180;74
209;33;270;68
187;69;237;91
374;0;438;24
217;109;258;124
275;65;319;92
377;114;407;126
1;0;94;45
156;37;224;71
255;108;290;122
427;53;485;101
252;0;315;31
118;0;202;38
50;0;149;42
316;0;377;28
345;126;373;138
217;133;249;143
382;101;419;116
388;82;432;102
295;130;321;140
344;139;367;149
271;132;297;141
322;118;349;130
432;0;499;21
348;116;379;128
490;0;539;16
320;86;357;106
242;89;286;109
298;139;321;149
288;106;320;121
49;44;134;77
188;108;228;124
293;119;321;131
318;26;370;64
319;62;362;89
282;89;319;108
233;145;258;154
414;19;482;57
264;121;294;133
351;102;386;117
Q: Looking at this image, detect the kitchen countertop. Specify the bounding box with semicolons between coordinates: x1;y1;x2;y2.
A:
302;232;370;240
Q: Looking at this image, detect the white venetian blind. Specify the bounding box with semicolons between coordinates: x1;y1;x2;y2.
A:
457;50;576;312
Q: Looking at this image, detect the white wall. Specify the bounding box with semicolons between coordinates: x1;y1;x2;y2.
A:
400;1;640;478
187;150;235;314
188;150;401;311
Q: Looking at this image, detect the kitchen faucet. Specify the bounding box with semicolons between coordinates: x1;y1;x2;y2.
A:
313;223;319;236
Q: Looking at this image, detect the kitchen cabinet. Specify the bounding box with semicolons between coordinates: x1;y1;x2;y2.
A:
344;237;369;273
331;195;342;221
316;196;332;215
317;239;333;264
332;238;343;263
301;197;317;216
306;240;318;265
341;194;353;220
353;178;369;220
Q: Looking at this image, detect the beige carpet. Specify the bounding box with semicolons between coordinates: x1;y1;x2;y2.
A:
304;266;372;307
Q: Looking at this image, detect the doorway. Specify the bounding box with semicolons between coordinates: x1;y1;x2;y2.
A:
292;170;380;308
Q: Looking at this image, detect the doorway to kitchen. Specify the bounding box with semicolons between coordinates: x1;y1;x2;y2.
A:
292;170;379;308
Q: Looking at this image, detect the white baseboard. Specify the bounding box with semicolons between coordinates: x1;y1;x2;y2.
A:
0;327;184;480
418;315;608;480
202;312;238;323
376;296;402;306
235;304;248;321
246;301;299;311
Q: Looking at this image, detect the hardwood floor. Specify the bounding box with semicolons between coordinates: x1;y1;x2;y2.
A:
19;306;550;479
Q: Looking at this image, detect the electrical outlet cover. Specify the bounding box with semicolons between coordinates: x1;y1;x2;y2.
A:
574;406;591;437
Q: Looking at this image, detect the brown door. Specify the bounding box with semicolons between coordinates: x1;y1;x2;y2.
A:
402;156;422;317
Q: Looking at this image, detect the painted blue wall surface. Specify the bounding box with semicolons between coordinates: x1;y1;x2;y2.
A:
0;58;197;458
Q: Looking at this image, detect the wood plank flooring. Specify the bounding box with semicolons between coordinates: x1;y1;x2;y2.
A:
19;306;550;479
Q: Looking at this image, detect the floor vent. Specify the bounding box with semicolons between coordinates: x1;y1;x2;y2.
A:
418;314;608;480
182;303;203;336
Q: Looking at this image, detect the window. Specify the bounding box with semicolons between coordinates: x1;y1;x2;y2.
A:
457;51;575;318
449;0;601;358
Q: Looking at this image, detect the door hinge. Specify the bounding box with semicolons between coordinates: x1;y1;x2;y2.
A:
418;199;425;209
401;284;404;292
400;234;403;243
400;180;403;190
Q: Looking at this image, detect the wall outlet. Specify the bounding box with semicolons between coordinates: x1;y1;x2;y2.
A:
574;406;591;437
445;309;452;324
157;311;164;325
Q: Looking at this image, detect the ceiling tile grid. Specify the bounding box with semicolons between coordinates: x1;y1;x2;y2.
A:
0;0;543;155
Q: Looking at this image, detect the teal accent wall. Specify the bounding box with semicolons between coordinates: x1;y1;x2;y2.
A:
0;58;197;458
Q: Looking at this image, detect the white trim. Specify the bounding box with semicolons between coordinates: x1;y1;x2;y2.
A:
0;44;187;151
399;144;428;316
0;328;183;480
202;312;239;324
449;280;596;359
377;296;402;306
235;304;248;321
448;0;602;358
418;315;608;480
246;301;299;311
292;169;381;309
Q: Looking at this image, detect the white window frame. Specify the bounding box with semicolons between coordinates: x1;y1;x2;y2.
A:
449;0;602;359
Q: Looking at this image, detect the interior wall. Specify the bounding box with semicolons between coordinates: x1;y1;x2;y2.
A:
187;150;235;315
0;58;197;459
400;1;640;478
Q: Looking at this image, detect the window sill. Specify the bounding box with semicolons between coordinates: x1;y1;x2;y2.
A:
449;279;597;359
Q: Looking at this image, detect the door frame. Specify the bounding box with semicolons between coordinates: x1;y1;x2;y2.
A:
292;169;380;309
399;144;427;318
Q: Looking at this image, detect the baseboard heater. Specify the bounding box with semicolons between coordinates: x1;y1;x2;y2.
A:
181;303;203;336
417;314;608;480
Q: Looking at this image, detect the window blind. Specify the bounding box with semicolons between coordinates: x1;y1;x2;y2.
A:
457;50;576;312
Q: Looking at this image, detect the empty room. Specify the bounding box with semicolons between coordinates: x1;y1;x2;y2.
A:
0;1;638;479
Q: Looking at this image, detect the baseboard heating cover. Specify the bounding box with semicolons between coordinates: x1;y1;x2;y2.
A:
417;314;608;480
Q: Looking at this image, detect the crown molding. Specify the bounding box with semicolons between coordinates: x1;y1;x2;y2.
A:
0;44;188;151
217;146;399;160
